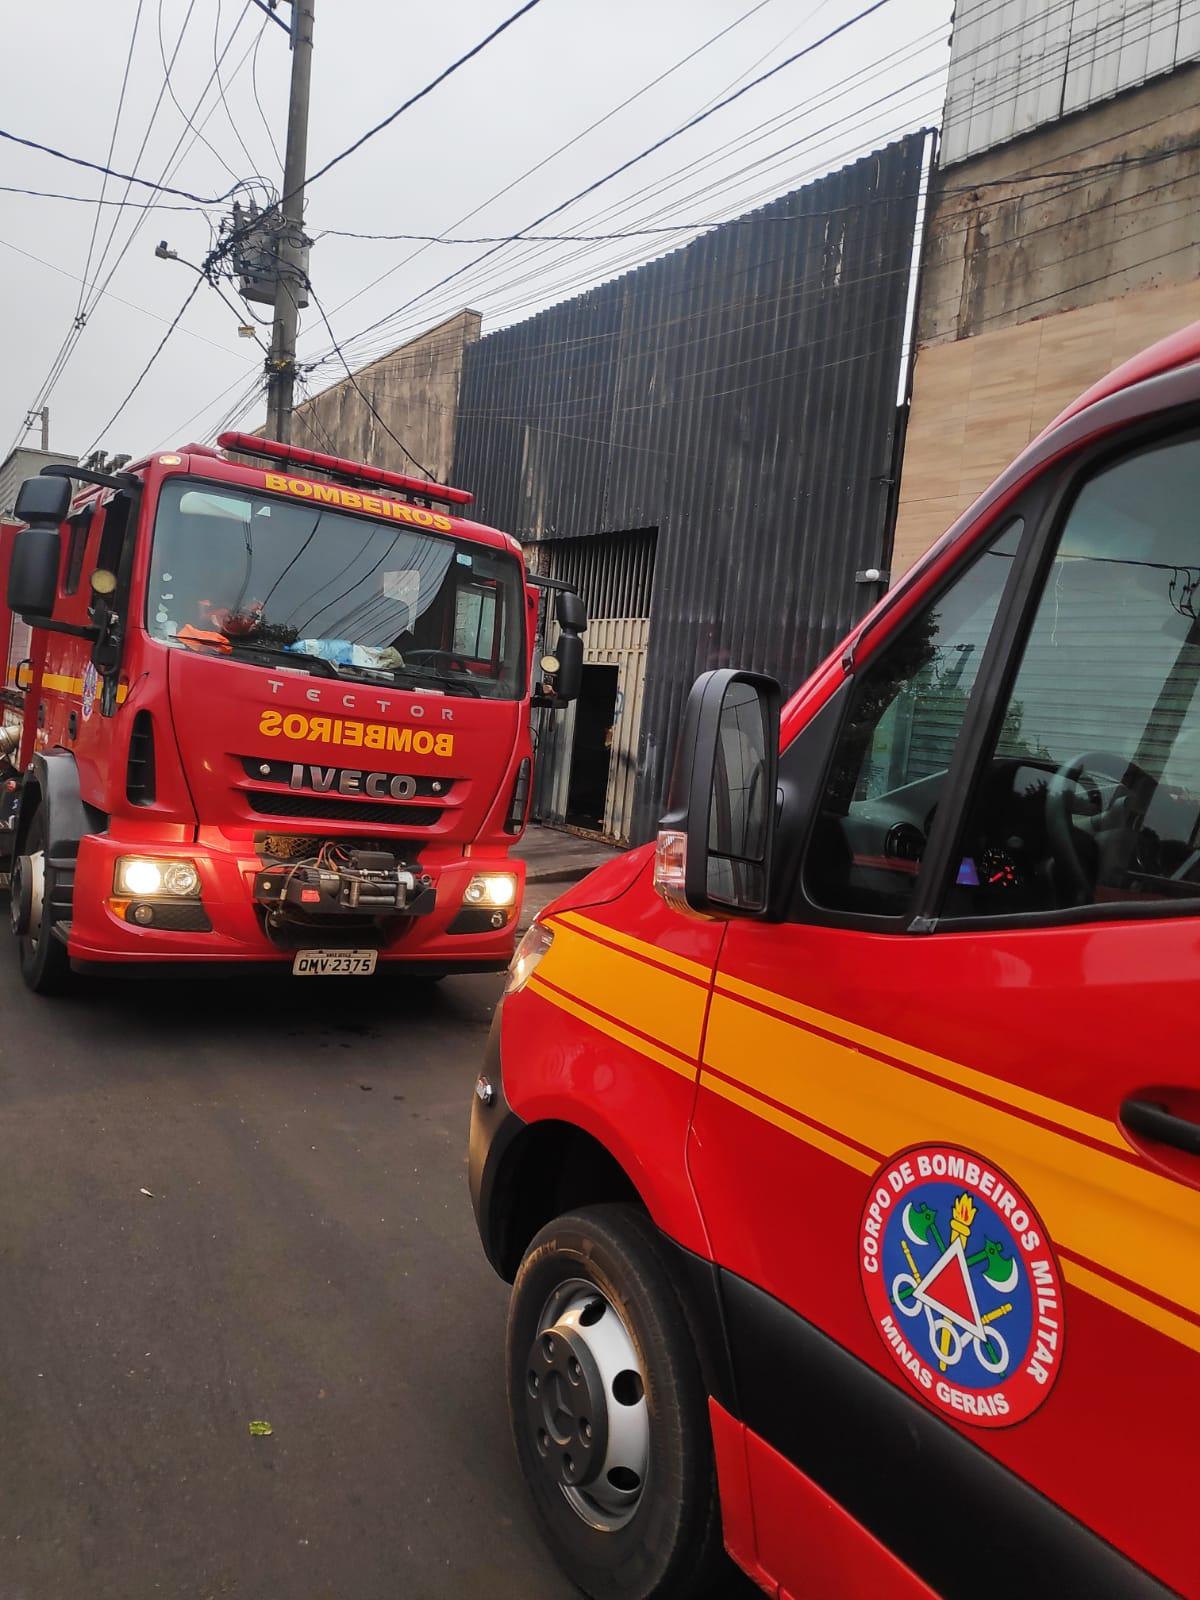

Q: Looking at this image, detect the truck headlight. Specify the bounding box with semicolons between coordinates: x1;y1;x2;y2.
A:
463;871;518;909
505;921;553;995
114;857;201;897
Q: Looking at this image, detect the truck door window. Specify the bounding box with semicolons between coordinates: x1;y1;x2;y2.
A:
805;520;1022;917
95;494;132;586
62;508;93;597
453;583;497;661
943;433;1200;918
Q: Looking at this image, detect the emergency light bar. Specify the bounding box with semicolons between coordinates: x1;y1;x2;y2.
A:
216;431;474;508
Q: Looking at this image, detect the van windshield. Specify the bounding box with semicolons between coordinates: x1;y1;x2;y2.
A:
147;478;524;699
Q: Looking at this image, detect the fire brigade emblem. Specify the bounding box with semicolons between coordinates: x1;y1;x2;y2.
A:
859;1145;1064;1428
81;662;98;722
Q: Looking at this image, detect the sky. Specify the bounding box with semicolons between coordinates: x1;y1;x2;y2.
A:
0;0;953;464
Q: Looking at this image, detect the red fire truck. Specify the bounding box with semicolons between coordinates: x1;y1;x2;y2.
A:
0;433;585;993
470;325;1200;1599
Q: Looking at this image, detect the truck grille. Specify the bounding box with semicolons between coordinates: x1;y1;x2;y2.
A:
244;791;439;827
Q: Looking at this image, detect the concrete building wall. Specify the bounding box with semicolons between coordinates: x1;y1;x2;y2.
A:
287;309;481;484
894;66;1200;577
0;447;77;518
894;278;1200;572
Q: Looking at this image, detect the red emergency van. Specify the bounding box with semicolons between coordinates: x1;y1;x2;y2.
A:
470;325;1200;1599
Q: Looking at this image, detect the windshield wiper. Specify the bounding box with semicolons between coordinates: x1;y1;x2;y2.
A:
417;672;482;697
221;639;340;679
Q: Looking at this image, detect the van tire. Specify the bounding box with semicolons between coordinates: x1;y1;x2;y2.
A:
15;810;73;996
506;1203;727;1600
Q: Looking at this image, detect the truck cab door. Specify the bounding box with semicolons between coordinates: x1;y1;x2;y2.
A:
689;424;1200;1599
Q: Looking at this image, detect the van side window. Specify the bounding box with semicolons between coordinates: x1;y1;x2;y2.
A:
944;434;1200;918
805;521;1022;918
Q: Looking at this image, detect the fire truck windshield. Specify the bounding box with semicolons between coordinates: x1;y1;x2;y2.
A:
147;479;524;698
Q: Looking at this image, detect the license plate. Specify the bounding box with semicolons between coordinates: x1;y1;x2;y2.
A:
292;949;378;977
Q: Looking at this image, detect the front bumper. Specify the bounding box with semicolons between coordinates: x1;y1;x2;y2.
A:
65;830;522;971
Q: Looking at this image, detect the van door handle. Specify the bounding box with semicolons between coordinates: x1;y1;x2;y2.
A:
1120;1098;1200;1157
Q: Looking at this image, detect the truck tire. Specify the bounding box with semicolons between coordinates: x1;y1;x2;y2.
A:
13;810;73;996
506;1203;727;1600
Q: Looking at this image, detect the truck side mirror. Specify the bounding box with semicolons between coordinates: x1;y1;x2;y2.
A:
556;590;586;633
554;631;583;703
654;668;781;918
8;474;71;620
552;589;587;703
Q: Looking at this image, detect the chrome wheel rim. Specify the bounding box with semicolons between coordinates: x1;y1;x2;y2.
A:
10;849;44;948
525;1278;650;1532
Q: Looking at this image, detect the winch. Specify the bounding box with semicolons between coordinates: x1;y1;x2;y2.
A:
253;844;436;919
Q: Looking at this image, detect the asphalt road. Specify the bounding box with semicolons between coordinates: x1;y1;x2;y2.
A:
0;953;572;1600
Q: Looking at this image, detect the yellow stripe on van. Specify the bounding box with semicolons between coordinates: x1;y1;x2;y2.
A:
540;917;709;1061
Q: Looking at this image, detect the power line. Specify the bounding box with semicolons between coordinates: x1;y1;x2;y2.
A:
323;0;784;323
193;1;557;450
82;274;205;458
311;119;1193;432
0;234;248;356
321;0;1180;374
0;0;550;226
300;0;547;197
316;0;1133;370
9;0;212;450
251;17;284;172
416;235;1199;468
77;0;148;320
316;133;1200;247
0;183;218;211
158;0;239;181
213;0;263;175
0;127;237;205
95;0;1180;454
318;0;901;368
10;3;263;453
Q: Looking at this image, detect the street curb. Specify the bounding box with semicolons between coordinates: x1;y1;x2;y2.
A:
522;864;603;887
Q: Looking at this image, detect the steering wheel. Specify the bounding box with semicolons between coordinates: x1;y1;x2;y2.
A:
404;648;472;674
1045;750;1156;903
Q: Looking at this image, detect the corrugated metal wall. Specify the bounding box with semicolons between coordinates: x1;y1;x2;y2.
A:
454;135;925;843
941;0;1200;166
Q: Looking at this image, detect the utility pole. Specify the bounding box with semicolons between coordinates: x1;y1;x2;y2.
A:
265;0;315;444
25;405;50;449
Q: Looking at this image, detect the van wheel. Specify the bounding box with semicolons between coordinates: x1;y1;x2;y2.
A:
507;1204;725;1600
12;811;73;996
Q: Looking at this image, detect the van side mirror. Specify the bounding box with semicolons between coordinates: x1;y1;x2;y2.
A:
654;668;781;918
8;474;72;620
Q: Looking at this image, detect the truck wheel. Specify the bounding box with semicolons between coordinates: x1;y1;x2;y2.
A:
507;1204;726;1600
12;811;73;996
